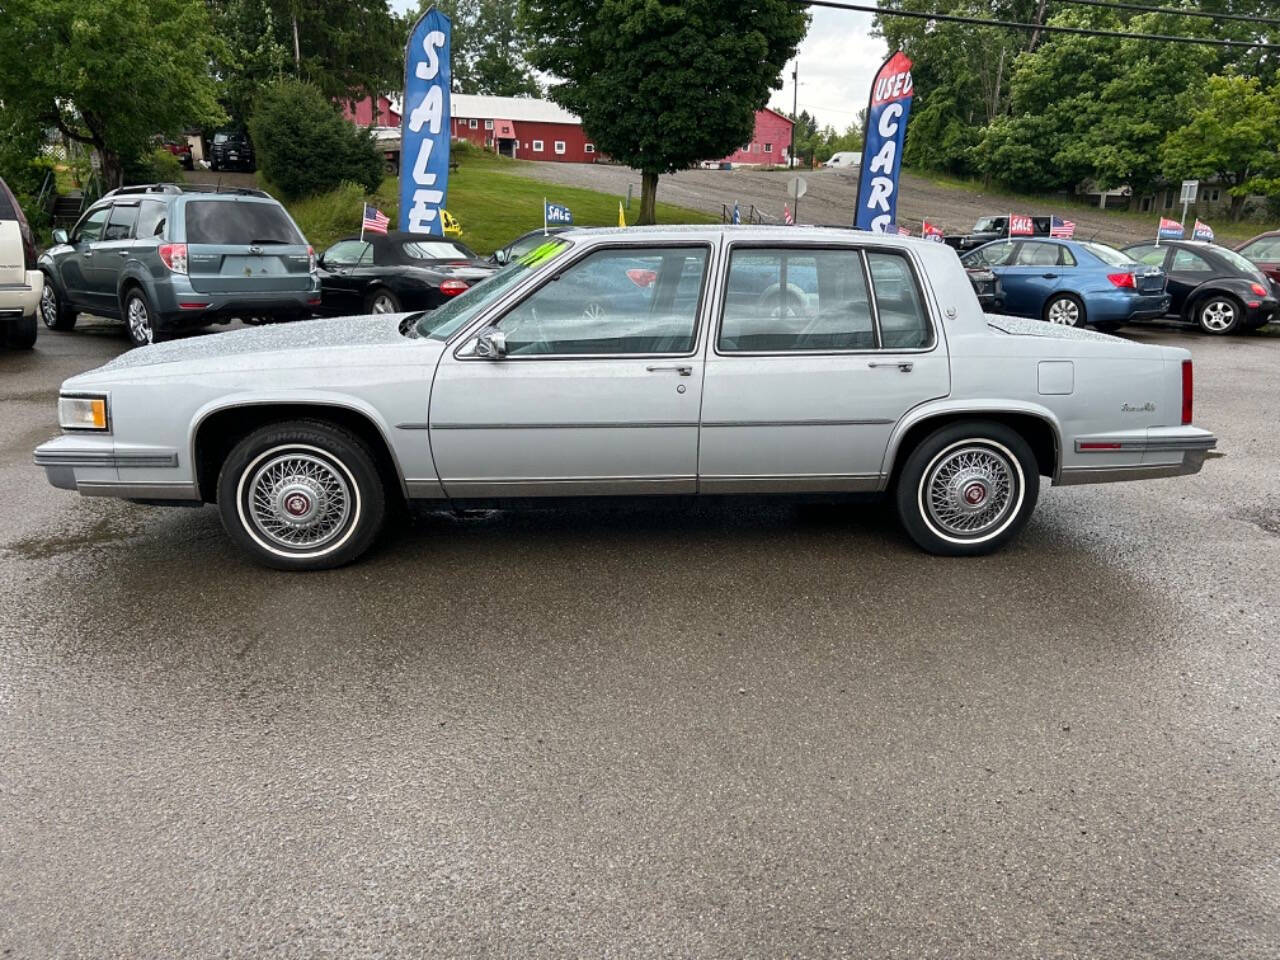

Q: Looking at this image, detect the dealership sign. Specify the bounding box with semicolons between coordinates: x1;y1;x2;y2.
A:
854;51;914;233
399;6;452;235
1158;217;1184;240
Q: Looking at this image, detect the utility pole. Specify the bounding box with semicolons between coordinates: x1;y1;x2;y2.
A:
790;61;799;169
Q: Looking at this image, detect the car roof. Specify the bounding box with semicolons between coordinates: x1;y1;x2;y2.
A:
553;224;936;250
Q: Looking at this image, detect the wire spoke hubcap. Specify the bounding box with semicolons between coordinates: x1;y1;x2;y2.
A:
924;445;1017;538
1047;299;1078;325
127;298;152;343
1202;300;1234;331
246;452;352;551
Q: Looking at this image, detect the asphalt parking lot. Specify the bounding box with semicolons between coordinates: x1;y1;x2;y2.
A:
1;317;1278;958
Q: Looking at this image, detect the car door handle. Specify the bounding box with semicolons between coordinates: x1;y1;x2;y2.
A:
115;250;128;257
645;364;693;376
1041;273;1058;279
867;361;913;372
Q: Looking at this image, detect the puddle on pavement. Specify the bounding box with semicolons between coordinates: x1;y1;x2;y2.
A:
6;513;149;560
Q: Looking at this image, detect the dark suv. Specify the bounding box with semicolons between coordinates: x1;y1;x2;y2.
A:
38;183;318;346
209;131;255;172
946;215;1053;252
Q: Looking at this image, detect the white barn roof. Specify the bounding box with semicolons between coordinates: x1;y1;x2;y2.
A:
385;94;581;126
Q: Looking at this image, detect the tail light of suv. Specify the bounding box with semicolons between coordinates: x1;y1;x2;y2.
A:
1181;359;1193;425
158;242;188;274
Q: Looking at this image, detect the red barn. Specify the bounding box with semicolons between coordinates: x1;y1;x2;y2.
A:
716;108;794;166
449;94;596;162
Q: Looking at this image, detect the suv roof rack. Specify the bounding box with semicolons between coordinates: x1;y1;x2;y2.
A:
103;182;271;199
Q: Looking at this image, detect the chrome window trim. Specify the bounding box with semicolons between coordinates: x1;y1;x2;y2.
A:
449;239;717;362
710;240;940;358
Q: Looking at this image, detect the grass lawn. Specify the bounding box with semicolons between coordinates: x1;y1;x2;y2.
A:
279;154;716;255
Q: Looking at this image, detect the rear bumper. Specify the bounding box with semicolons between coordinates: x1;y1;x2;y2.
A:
1088;291;1170;324
150;277;320;328
0;270;43;318
1244;298;1277;328
1056;426;1216;485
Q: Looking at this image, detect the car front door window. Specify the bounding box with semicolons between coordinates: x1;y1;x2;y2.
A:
73;207;109;245
1171;249;1213;274
496;246;707;355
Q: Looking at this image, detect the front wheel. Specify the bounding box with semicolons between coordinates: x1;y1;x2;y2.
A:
895;421;1040;556
216;420;387;571
40;278;76;331
1195;295;1241;335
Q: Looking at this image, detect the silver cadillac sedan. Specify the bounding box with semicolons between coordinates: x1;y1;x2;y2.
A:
35;226;1216;570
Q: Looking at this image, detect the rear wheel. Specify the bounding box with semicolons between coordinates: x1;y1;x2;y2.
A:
1043;293;1085;327
365;288;401;314
39;278;76;331
1195;294;1241;335
895;421;1040;556
5;312;37;349
124;288;161;347
216;420;387;571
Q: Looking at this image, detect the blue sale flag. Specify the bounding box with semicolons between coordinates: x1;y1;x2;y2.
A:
545;201;573;225
854;51;914;233
399;7;452;235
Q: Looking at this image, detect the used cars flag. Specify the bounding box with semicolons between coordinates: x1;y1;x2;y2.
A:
1192;219;1214;241
854;51;914;232
922;219;944;242
1158;217;1184;241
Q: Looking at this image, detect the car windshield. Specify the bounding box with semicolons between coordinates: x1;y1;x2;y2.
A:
1216;246;1267;280
415;237;571;340
184;200;302;245
1240;236;1280;260
401;239;476;261
1081;242;1135;267
213;133;229;144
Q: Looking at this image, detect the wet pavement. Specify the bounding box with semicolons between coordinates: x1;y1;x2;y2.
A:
1;316;1277;958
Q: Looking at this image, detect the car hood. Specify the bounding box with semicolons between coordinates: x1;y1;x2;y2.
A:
94;314;413;373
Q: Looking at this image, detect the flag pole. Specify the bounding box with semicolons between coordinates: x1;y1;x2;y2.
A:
360;203;365;244
543;197;547;236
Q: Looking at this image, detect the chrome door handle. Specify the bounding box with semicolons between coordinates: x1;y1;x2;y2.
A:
646;364;693;376
868;361;913;372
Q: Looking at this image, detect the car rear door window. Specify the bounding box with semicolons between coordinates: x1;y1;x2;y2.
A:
1015;242;1059;266
103;203;138;241
135;200;167;240
324;240;373;266
1171;249;1213;273
497;246;708;355
183;200;302;245
73;207;109;244
719;248;875;352
867;252;932;349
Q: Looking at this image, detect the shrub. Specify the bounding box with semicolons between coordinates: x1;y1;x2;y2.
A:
123;146;185;185
249;79;383;199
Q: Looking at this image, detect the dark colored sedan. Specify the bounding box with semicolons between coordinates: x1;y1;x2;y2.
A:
1122;240;1278;334
1235;231;1280;288
491;226;573;265
316;231;497;315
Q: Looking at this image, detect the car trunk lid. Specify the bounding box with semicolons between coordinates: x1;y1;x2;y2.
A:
1134;266;1166;294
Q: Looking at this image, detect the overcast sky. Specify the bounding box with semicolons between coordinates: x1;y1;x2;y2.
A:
768;9;889;132
392;3;888;133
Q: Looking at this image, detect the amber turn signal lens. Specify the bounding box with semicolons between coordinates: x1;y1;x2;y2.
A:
58;395;109;431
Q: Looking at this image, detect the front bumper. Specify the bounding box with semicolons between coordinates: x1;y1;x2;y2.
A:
34;434;198;501
1056;426;1217;485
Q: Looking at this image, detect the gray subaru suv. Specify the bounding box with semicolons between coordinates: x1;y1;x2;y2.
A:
38;183;319;346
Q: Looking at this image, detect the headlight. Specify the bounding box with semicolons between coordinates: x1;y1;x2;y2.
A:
58;394;110;432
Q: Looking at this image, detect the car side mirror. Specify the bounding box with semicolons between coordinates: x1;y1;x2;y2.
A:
491;249;507;266
474;330;507;359
52;228;68;245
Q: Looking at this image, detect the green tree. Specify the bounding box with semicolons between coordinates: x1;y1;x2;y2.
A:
406;0;540;97
0;0;226;188
1161;75;1280;221
522;0;808;223
248;79;383;198
209;0;293;127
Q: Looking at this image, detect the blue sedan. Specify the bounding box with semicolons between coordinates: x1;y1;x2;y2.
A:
961;238;1169;331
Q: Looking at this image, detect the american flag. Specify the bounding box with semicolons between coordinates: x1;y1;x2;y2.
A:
362;204;390;235
783;203;793;225
1050;215;1076;239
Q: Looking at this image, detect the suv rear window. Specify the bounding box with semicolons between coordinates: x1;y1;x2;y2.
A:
184;200;302;245
0;186;14;220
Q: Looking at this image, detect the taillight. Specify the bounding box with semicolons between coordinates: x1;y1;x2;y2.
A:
1181;359;1193;425
21;230;36;270
1250;281;1267;296
440;279;469;297
1107;272;1136;289
158;242;188;274
307;245;316;273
